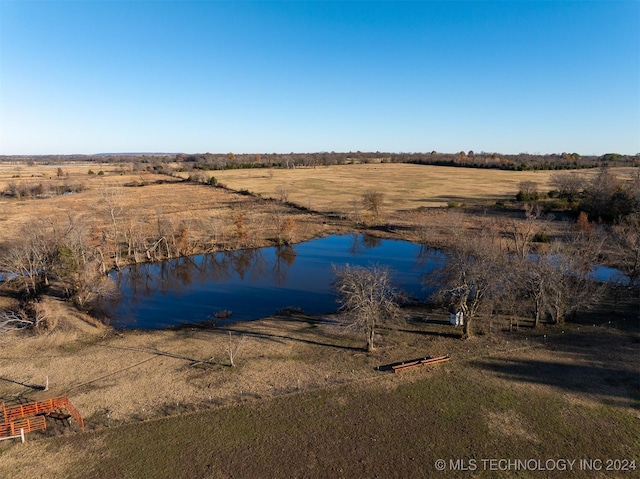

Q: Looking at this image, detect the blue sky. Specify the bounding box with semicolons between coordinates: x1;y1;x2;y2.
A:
0;1;638;155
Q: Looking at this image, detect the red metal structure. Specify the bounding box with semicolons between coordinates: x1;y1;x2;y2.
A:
0;396;84;439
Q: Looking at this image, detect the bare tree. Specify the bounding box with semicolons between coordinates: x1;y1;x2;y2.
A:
0;310;34;332
516;181;539;201
271;205;297;246
332;264;403;351
549;172;586;202
544;236;604;325
73;269;116;309
0;302;49;333
362;190;384;217
349;196;363;225
275;185;290;203
505;203;545;259
609;214;640;288
227;332;247;367
515;221;605;327
425;223;505;338
0;220;60;296
99;186;125;269
513;253;548;328
581;166;624;220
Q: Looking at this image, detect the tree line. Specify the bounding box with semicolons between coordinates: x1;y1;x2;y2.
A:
515;167;640;221
2;150;638;174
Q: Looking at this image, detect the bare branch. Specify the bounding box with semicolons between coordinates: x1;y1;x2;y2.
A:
0;310;35;333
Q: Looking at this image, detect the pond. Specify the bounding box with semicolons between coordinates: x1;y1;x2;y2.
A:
105;234;444;329
103;233;631;330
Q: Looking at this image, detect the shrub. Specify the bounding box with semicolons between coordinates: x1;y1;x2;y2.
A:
532;232;549;243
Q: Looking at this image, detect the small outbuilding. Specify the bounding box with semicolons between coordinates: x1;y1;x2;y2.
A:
450;311;464;327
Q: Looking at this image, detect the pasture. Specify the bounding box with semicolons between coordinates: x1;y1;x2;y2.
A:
209;163;634;212
0;159;638;478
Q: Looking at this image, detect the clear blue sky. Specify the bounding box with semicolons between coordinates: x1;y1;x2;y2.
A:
1;0;638;156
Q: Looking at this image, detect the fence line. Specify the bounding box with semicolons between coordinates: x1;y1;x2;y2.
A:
0;428;26;443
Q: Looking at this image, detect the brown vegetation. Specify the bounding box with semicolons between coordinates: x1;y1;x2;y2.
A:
0;159;637;477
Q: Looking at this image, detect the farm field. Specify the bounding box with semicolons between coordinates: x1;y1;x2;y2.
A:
209;163;637;212
0;160;638;478
0;161;328;247
1;161;636;247
0;300;637;478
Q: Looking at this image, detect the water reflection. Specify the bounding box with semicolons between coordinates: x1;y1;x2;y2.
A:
105;234;445;330
348;233;382;255
274;245;297;285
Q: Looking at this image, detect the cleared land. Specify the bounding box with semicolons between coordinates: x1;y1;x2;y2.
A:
1;162;636;246
0;161;638;478
209;163;637;212
0;162;329;247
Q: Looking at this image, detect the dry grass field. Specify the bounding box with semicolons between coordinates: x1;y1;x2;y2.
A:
209;163;637;213
0;162;329;247
1;161;636;247
0;298;637;478
0;160;638;478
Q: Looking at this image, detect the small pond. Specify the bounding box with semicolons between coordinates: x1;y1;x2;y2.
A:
103;233;630;330
105;234;444;329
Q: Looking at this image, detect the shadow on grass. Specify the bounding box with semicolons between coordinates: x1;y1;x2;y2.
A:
473;327;640;408
474;357;639;408
180;313;362;352
395;328;461;339
96;344;224;367
0;376;46;392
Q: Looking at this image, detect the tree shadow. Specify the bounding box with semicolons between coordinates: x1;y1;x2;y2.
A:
395;328;462;339
96;344;223;367
189;314;361;352
0;376;46;391
472;328;640;408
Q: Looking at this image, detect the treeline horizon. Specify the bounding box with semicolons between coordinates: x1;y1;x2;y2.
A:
1;150;638;171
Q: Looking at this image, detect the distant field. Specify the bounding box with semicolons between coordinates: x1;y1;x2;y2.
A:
210;164;629;212
0;162;326;246
1;160;635;248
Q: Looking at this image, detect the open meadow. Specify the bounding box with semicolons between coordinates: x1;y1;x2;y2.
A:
0;160;638;478
0;161;329;247
1;161;636;246
208;163;638;212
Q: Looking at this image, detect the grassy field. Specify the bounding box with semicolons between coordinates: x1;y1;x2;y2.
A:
208;164;637;213
0;160;638;478
1;319;637;479
1;161;636;247
0;162;329;246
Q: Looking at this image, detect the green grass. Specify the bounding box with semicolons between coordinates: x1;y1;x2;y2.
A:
46;365;639;479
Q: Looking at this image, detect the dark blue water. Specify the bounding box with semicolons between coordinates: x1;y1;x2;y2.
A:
106;234;444;329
